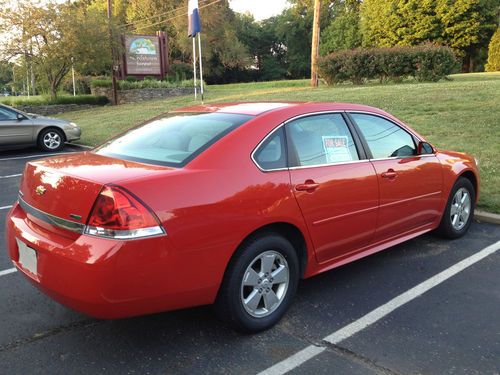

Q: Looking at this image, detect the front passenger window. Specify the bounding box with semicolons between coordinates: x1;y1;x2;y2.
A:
286;113;359;167
0;107;17;121
350;114;416;159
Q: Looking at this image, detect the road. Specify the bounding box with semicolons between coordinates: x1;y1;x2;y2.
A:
0;146;499;375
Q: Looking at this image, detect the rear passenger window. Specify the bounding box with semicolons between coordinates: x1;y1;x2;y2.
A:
286;113;359;167
350;113;416;159
254;127;287;170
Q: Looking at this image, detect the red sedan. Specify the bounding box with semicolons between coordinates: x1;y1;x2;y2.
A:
6;102;479;332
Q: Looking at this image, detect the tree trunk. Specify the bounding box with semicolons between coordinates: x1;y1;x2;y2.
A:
50;82;57;100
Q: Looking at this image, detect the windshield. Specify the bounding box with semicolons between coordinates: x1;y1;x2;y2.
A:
95;112;253;167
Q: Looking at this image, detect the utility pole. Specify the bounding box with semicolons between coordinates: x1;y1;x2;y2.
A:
107;0;118;105
71;57;76;96
310;0;321;87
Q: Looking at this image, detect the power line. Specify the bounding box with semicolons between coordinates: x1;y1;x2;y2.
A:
131;0;222;32
120;0;217;29
120;6;186;28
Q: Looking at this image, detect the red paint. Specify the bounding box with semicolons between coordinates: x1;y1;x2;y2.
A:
5;102;480;319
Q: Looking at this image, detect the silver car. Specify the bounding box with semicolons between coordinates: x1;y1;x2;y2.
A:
0;104;81;152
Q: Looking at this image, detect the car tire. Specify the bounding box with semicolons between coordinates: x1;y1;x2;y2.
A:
437;177;475;239
38;128;65;152
214;232;300;333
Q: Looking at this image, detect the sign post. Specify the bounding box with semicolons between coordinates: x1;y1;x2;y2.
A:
192;37;197;99
188;0;203;102
107;0;118;105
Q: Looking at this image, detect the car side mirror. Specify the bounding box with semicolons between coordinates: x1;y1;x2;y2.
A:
417;141;435;155
16;113;25;121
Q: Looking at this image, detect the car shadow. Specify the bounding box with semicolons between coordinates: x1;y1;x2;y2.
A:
0;144;87;159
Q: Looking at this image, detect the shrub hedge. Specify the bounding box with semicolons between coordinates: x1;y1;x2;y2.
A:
0;95;109;106
91;78;196;90
318;44;459;85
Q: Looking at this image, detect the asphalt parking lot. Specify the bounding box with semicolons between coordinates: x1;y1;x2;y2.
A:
0;146;499;375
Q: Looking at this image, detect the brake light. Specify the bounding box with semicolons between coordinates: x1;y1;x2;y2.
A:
85;185;164;239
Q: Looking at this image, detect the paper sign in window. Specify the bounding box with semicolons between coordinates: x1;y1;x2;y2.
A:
322;136;352;163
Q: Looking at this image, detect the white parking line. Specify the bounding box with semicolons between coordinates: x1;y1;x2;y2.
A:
0;205;13;211
258;239;500;375
0;151;75;161
0;174;22;179
0;268;17;277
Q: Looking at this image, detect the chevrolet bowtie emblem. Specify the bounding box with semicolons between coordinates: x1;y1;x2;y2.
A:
35;185;46;196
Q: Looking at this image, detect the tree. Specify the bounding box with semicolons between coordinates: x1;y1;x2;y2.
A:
361;0;441;47
435;0;498;71
272;0;335;78
0;0;117;98
360;0;498;71
486;27;500;71
0;61;13;92
274;7;314;78
320;1;363;54
234;14;287;81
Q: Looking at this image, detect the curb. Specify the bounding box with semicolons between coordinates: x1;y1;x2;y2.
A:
474;210;500;225
71;143;94;150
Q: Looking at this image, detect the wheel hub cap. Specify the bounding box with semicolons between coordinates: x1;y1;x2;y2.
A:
43;132;61;149
240;250;289;318
450;187;471;231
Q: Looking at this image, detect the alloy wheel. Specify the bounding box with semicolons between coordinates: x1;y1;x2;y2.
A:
240;250;289;318
450;187;471;231
43;131;62;150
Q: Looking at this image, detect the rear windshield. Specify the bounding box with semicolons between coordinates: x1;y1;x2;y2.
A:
95;112;253;167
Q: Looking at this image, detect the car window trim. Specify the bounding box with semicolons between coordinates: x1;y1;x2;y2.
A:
251;125;289;172
346;111;424;161
252;126;289;171
285;111;365;169
251;110;370;172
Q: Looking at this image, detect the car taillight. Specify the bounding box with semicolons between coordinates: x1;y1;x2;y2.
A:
85;185;165;239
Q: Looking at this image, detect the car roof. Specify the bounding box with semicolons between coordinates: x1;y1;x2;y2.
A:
172;102;385;116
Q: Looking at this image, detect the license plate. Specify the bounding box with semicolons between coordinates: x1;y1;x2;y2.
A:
17;239;38;275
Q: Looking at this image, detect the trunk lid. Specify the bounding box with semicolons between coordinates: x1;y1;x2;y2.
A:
19;152;172;225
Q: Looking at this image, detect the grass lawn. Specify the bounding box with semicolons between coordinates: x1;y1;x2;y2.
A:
56;72;500;213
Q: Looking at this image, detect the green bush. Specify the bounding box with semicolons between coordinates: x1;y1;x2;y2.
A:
61;76;92;95
169;63;193;81
90;79;113;88
0;95;109;106
319;44;458;85
412;45;460;82
91;78;197;90
486;28;500;72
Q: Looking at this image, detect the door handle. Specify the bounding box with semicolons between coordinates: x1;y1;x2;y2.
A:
381;169;397;179
295;180;320;192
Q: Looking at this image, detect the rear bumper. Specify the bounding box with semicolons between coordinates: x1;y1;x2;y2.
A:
5;203;218;319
